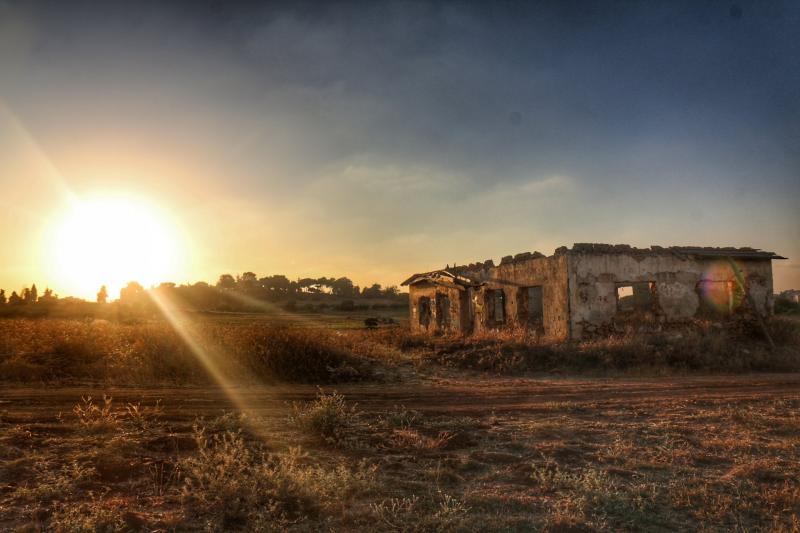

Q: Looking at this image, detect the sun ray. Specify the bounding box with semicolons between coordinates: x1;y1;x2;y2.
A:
147;289;281;441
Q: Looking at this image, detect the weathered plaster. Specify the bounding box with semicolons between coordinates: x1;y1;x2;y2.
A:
567;252;775;339
405;244;781;342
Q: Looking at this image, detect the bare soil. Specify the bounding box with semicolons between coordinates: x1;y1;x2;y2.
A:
2;373;799;531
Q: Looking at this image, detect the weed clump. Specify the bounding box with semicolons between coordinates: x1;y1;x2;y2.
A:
180;427;375;530
288;390;359;446
73;395;118;433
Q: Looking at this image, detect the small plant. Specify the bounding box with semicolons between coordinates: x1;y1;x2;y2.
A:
381;405;420;429
433;491;470;527
73;395;118;432
370;495;420;529
125;399;163;432
147;459;180;497
288;389;359;445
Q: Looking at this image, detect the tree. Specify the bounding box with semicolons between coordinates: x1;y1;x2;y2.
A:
237;272;258;290
362;283;383;298
120;281;145;303
217;274;236;290
260;275;291;297
97;285;108;304
382;285;399;297
331;277;356;297
40;288;57;302
0;289;5;305
28;284;38;304
8;291;23;305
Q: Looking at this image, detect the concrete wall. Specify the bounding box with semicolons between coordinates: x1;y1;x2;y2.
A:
567;252;775;339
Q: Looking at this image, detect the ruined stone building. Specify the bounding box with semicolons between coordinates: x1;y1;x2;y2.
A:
401;244;786;341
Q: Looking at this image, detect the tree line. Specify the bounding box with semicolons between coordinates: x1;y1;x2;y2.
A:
0;272;406;317
0;284;59;306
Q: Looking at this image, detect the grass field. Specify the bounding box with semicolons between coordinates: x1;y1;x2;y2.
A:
0;314;798;531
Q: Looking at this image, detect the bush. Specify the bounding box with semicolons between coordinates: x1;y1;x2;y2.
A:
181;426;376;530
181;429;312;528
225;326;367;383
775;297;800;315
288;390;359;445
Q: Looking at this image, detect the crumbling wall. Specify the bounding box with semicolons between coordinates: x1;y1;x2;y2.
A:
462;253;570;341
408;282;467;335
567;249;775;339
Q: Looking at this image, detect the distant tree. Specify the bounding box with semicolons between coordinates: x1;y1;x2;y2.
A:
259;275;292;299
8;291;23;305
120;281;145;302
21;287;30;304
362;283;383;298
40;287;57;302
217;274;236;290
184;281;216;309
331;277;356;297
28;284;38;304
237;272;258;291
382;285;399;297
0;289;5;305
298;277;320;293
96;285;108;304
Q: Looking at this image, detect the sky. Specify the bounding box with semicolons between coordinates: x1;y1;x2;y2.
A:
0;0;798;298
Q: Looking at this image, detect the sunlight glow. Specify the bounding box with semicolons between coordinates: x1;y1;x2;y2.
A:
47;194;184;300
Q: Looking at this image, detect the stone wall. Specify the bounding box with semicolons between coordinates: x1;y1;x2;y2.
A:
408;282;469;335
466;253;570;341
407;253;570;340
406;245;778;342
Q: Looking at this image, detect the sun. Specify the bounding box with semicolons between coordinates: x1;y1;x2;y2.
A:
47;194;184;300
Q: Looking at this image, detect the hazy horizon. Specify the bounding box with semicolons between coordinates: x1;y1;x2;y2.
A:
1;0;798;299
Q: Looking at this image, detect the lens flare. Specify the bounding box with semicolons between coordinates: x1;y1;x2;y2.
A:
697;260;745;315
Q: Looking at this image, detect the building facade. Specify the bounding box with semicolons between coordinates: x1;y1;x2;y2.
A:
401;244;785;341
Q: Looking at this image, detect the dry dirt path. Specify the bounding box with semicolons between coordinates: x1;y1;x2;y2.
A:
2;373;799;422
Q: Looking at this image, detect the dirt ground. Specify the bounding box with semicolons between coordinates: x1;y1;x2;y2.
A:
1;373;799;531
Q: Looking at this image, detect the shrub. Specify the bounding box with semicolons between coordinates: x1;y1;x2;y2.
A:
224;326;367;383
73;395;118;433
288;390;359;445
180;426;375;530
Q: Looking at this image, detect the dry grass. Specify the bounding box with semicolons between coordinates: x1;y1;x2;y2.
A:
416;317;800;375
0;318;375;385
0;380;798;531
0;315;798;530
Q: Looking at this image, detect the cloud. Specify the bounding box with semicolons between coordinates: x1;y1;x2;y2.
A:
337;160;462;193
518;175;576;194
